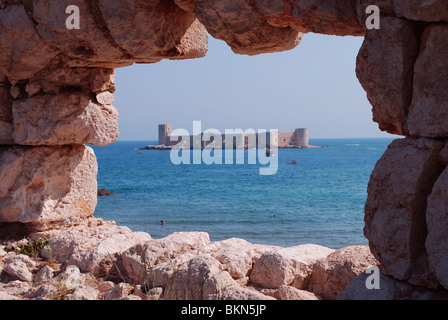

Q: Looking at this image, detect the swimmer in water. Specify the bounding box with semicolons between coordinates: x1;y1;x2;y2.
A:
160;220;166;225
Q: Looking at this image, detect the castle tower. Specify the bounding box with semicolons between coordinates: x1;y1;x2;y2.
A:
293;128;309;147
158;124;172;145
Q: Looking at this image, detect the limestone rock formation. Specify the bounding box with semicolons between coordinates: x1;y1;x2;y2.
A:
393;0;448;22
356;17;418;135
0;145;98;232
308;245;379;299
407;25;448;138
339;271;448;300
249;244;334;289
426;168;448;290
364;139;445;288
12;93;119;146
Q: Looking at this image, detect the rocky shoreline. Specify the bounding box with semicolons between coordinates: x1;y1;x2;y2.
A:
1;218;447;300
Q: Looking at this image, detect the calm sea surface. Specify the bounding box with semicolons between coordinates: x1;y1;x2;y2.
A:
91;138;395;249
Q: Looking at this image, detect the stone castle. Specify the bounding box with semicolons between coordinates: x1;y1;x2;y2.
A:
157;124;309;149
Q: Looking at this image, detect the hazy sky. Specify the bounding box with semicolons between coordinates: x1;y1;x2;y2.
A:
113;33;395;141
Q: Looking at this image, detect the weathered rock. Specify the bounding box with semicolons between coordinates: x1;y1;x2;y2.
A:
12;93;119;146
165;255;222;300
0;291;18;300
356;0;395;26
339;272;448;300
356;17;418;135
26;283;57;300
1;280;32;297
0;83;13;144
39;220;131;262
365;138;445;288
393;0;448;22
250;244;334;289
426;167;448;290
307;245;379;299
34;265;54;285
98;281;115;293
145;287;163;300
67;231;151;275
277;285;320;300
0;145;97;231
28;60;116;95
103;283;134;300
97;0;208;61
220;286;276;300
0;5;57;84
290;0;363;36
2;261;33;282
65;285;99;300
122;232;210;285
407;25;448;138
208;238;269;280
190;0;303;55
203;270;239;300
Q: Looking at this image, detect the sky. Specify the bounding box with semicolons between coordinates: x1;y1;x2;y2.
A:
113;33;395;141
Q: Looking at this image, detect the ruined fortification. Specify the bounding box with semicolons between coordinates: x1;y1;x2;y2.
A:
156;124;310;148
0;0;448;299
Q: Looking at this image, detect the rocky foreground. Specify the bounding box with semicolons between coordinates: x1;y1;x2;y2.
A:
1;218;447;300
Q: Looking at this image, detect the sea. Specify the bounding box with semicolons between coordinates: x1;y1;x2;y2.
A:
90;138;395;250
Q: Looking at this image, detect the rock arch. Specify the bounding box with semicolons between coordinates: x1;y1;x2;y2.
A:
1;0;448;294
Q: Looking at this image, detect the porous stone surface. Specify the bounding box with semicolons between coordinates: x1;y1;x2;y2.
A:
393;0;448;22
249;244;334;289
0;145;98;232
364;139;445;288
307;245;379;299
406;25;448;138
356;17;418;135
426;167;448;290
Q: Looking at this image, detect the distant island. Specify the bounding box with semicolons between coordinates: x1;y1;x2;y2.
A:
140;124;323;150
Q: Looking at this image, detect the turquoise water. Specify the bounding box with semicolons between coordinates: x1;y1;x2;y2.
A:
91;138;394;249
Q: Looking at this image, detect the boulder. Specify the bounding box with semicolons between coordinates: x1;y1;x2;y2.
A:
277;285;320;300
203;270;239;300
12;93;119;146
250;244;334;289
34;265;54;285
407;25;448;138
189;0;303;55
426;167;448;289
0;145;98;231
67;231;151;275
364;138;445;288
339;272;448;300
64;285;99;300
164;255;222;300
121;232;210;285
220;286;276;300
356;17;418;135
307;245;379;299
97;0;208;61
393;0;448;22
102;283;134;300
39;220;132;262
0;5;57;84
2;261;33;282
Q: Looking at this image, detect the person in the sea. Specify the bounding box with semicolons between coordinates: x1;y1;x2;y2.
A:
160;220;166;225
288;160;298;164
